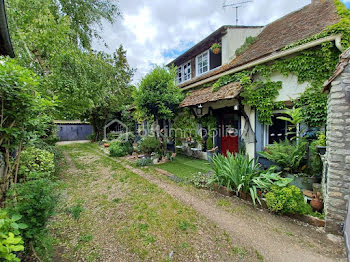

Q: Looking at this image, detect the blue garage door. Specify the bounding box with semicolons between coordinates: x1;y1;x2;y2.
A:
57;124;93;141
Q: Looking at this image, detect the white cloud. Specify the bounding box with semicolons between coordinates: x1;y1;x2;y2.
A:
93;0;312;84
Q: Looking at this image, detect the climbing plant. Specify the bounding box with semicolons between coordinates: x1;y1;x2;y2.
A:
208;0;349;126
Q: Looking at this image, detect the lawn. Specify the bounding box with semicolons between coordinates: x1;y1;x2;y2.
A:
50;143;259;261
156;154;212;180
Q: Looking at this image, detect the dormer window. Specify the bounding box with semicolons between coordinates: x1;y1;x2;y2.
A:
196;50;209;76
176;61;191;84
195;49;222;77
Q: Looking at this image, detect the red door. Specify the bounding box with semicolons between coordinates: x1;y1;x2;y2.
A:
220;112;239;156
221;136;239;156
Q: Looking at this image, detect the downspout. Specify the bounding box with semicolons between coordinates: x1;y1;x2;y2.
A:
335;35;344;52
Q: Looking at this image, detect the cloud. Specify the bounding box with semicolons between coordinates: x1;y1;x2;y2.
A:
92;0;341;84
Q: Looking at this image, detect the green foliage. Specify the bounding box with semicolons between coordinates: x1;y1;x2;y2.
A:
109;141;132;157
235;36;257;56
19;147;55;180
190;172;213;188
212;71;250;92
241;80;284;125
172;108;201;143
211;43;221;51
277;107;303;139
316;132;326;147
295;85;328;127
67;202;84;220
6;178;57;241
252;167;293;192
133;66;184;121
0;211;26;262
136;158;153;167
259;140;307;173
209;153;260;192
117;132;135;146
29;141;64;175
138;136;161;155
265;185;312;214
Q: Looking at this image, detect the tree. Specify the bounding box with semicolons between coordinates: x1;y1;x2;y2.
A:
133;66;183;123
83;46;135;140
0;59;53;198
6;0;122;119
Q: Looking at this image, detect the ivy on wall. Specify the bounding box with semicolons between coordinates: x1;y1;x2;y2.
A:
209;0;349;126
210;43;339;126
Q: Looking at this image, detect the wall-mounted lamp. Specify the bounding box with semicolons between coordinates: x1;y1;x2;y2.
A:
234;105;239;111
196;104;203;116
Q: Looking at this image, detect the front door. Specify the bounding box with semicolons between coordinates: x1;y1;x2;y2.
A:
220;112;239;156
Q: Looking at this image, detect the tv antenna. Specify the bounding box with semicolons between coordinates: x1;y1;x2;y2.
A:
223;1;253;26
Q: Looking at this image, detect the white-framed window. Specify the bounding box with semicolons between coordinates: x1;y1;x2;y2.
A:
263;114;297;146
176;61;191;84
196;50;209;76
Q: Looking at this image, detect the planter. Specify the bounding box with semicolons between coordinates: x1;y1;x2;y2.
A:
104;143;110;148
212;47;221;55
310;198;323;211
316;146;326;155
286;174;316;191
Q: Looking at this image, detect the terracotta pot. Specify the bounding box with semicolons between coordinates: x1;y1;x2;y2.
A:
310;193;323;211
212;47;221;55
104;143;110;148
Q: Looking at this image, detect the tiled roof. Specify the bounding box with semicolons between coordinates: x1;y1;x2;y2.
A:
179;0;340;89
180;82;241;107
324;48;350;92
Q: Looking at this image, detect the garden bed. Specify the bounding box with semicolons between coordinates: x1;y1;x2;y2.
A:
210;184;325;228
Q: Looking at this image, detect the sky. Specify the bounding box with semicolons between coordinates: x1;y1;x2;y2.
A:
93;0;350;84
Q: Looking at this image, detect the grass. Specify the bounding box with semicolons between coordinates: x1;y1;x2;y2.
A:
156;154;212;180
50;143;259;261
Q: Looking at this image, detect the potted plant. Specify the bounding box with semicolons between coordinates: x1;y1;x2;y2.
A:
211;43;221;55
315;132;326;155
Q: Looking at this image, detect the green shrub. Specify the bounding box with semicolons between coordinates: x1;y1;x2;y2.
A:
7;178;57;241
0;210;26;262
190;172;213;188
19;147;55;179
117;132;135;145
109;141;131;157
209;153;260;192
265;185;312;214
259;140;307;173
136;158;152;167
67;201;84;220
139;136;161;155
30;141;63;175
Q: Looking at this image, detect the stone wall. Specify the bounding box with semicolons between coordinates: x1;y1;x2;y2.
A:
324;63;350;234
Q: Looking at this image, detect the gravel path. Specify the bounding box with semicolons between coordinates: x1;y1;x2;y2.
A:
116;161;345;262
57;143;346;262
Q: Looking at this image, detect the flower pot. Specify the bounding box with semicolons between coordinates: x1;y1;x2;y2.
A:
316;146;326;155
310;198;323;211
212;47;221;54
104;143;110;148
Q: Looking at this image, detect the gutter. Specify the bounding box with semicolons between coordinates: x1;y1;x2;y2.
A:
182;34;343;91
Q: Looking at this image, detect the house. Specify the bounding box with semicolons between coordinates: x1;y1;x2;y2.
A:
323;48;350;234
169;0;343;160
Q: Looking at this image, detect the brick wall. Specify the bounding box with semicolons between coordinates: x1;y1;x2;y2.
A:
325;63;350;234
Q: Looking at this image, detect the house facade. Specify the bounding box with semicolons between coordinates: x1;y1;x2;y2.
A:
169;0;343;161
